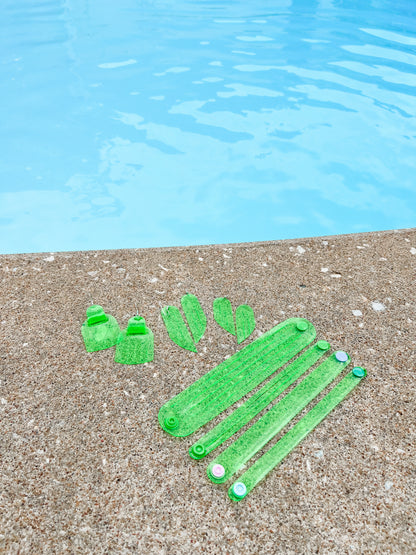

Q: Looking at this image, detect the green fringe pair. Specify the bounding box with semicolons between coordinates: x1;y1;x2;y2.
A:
161;294;256;353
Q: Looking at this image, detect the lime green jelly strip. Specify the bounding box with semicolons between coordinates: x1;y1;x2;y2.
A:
189;341;330;459
228;368;366;501
207;351;350;482
158;318;316;437
164;320;296;422
235;305;255;344
181;293;207;345
181;329;299;421
161;305;197;352
213;297;236;335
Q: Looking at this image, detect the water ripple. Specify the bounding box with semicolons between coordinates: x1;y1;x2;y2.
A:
1;0;416;253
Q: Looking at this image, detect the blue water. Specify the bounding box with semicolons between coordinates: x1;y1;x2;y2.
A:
1;1;416;254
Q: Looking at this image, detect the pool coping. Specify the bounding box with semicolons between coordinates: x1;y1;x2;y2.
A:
1;227;415;553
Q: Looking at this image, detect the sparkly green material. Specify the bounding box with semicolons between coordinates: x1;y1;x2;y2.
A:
114;316;154;364
213;298;255;343
235;305;255;344
213;297;235;335
161;294;206;352
158;318;316;437
81;305;120;352
207;351;350;483
161;305;197;353
180;294;207;344
228;368;367;501
189;341;330;460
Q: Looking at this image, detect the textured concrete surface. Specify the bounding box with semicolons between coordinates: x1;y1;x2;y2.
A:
1;229;415;554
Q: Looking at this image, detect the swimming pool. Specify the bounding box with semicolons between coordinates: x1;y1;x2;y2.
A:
1;0;416;254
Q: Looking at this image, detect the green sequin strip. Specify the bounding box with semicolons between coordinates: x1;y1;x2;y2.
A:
189;341;330;460
207;351;350;483
159;318;316;437
228;368;366;501
158;317;366;500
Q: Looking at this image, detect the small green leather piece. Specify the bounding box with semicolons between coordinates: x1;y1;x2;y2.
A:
235;304;255;344
213;297;236;335
228;368;366;501
181;293;207;344
158;318;316;437
161;305;197;353
207;351;350;483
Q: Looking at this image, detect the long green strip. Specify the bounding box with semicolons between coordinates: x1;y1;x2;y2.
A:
158;318;316;437
189;341;330;459
181;293;207;344
163;321;295;420
182;329;299;420
179;333;309;436
181;325;295;418
213;297;236;335
228;368;366;501
235;305;255;344
161;305;196;352
207;351;350;482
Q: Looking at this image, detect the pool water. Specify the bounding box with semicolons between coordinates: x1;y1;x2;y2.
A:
1;0;416;254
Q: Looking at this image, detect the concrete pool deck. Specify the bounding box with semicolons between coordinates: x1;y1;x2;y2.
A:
1;228;415;553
